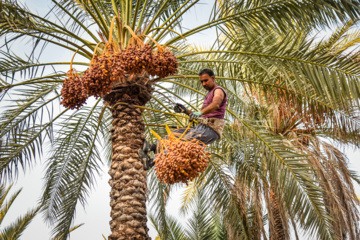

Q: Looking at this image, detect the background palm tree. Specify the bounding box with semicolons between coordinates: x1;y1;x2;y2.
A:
1;0;360;239
173;17;360;240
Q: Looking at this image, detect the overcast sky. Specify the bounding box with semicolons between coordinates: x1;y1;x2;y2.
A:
2;1;360;240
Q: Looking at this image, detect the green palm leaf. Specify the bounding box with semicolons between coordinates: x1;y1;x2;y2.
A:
41;102;105;239
0;185;40;240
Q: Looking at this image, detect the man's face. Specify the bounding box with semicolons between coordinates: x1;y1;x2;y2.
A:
199;74;215;91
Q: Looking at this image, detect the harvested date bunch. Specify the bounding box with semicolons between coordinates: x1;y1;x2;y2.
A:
152;128;211;184
60;69;88;109
154;138;211;184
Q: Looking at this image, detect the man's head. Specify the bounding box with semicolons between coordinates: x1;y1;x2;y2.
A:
199;69;216;91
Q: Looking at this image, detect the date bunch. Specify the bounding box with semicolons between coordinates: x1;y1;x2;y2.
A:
154;137;211;184
60;44;178;109
60;69;88;109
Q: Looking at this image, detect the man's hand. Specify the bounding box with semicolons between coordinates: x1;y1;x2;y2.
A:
189;111;203;121
174;103;187;114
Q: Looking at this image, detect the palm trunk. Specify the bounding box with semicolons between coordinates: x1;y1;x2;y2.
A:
105;76;153;240
269;188;287;240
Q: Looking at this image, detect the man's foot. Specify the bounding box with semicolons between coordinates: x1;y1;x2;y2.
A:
138;149;151;170
143;139;151;154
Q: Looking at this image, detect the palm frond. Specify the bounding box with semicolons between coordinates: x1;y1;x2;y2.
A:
184;190;217;240
0;184;40;240
218;0;360;35
147;170;172;240
41;101;105;239
149;213;187;240
295;138;360;239
0;83;65;182
50;223;84;240
0;50;88;79
1;0;94;58
223;117;334;239
167;0;360;46
0;207;39;240
0;185;20;225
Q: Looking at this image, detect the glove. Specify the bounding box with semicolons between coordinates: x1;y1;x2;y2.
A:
189;111;203;121
174;103;187;113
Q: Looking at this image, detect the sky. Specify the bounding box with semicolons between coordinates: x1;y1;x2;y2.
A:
2;1;360;240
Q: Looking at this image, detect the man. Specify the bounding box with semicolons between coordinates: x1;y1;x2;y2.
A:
139;68;227;170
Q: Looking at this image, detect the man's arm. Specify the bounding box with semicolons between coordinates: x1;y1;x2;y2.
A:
200;89;225;115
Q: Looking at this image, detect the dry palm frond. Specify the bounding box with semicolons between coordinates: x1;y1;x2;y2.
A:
268;187;289;240
293;138;360;240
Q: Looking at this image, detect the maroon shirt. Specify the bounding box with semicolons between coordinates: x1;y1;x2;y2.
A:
201;86;227;119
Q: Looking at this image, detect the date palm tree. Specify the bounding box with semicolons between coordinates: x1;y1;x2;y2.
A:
174;18;360;240
1;0;360;239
